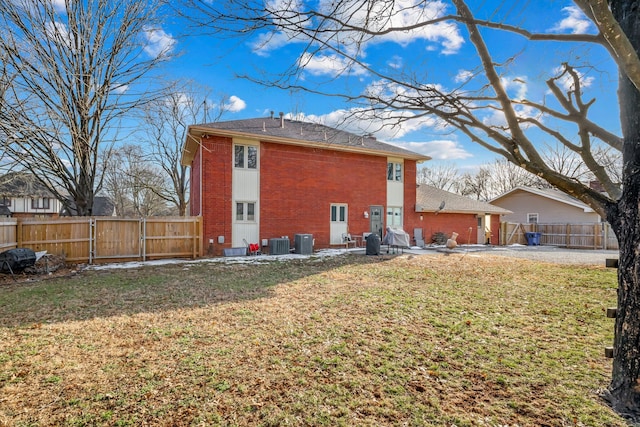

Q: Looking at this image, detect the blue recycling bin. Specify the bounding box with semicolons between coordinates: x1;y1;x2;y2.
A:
525;232;541;246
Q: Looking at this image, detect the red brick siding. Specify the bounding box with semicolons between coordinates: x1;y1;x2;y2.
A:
259;141;387;246
417;213;479;245
194;136;431;254
199;136;233;255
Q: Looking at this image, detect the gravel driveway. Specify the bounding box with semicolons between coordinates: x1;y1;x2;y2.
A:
418;244;619;266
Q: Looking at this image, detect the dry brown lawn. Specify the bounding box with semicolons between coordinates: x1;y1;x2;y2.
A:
0;252;625;426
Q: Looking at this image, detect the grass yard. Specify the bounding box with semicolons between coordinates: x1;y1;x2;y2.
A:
0;252;625;426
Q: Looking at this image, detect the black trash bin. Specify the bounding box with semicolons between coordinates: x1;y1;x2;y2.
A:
366;233;381;255
0;248;37;273
525;232;541;246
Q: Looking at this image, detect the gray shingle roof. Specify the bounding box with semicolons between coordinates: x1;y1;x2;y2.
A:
0;172;53;198
192;116;430;160
60;196;115;216
416;185;512;214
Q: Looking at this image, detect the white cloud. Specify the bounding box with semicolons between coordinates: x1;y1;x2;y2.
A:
333;0;463;55
253;0;463;57
303;107;438;141
298;53;368;77
250;31;298;57
390;139;473;160
111;83;129;94
224;95;246;113
454;69;473;83
550;66;594;91
500;76;528;100
44;21;69;43
143;27;176;58
50;0;65;13
387;55;403;70
550;6;592;34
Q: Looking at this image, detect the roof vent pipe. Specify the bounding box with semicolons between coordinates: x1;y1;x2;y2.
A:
279;112;284;128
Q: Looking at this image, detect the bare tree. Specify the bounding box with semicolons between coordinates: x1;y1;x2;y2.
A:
459;160;549;201
417;163;461;193
141;83;226;216
183;0;640;416
0;0;173;216
103;144;171;216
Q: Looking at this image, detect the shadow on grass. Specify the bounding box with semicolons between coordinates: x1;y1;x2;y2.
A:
0;253;394;327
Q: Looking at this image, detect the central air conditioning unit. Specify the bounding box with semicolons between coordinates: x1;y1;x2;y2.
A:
294;234;313;255
269;238;290;255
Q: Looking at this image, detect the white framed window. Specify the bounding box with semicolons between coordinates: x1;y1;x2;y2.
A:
331;204;347;223
31;198;50;209
386;206;402;227
0;197;10;206
527;213;539;224
387;162;402;182
236;202;256;222
234;144;257;169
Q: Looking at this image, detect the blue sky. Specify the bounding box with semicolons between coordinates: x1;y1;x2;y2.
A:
148;1;620;172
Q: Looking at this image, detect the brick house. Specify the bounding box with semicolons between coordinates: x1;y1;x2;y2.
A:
181;114;435;255
416;185;512;245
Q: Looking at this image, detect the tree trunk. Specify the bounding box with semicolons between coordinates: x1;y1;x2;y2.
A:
607;0;640;417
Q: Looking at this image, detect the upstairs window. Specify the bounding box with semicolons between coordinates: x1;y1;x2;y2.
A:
0;197;10;206
387;162;402;182
31;198;50;209
234;145;257;169
527;213;539;224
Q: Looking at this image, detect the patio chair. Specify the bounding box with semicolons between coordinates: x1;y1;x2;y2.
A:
342;233;358;248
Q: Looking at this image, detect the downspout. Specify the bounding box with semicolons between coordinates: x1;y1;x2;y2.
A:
199;136;203;217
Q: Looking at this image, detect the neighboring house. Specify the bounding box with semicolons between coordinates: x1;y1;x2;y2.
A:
490;186;600;224
60;196;117;216
0;172;62;218
181;114;431;255
415;185;512;245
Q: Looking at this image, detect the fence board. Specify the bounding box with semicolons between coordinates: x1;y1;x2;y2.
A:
18;218;92;262
0;216;202;264
0;219;18;250
94;218;141;261
501;222;618;250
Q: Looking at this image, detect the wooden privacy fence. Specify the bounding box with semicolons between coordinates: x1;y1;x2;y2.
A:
0;216;202;264
500;222;618;250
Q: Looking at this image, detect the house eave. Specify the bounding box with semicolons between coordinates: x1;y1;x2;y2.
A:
181;125;431;166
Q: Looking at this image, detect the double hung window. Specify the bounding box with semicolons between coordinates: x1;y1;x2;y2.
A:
234;145;257;169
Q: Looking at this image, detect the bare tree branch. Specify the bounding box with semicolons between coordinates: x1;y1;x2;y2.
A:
0;0;172;215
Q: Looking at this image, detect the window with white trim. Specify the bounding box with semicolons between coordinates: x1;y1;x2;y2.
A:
387;162;402;182
527;213;539;224
236;202;256;222
31;198;50;209
386;206;402;227
234;144;257;169
0;197;10;207
331;204;347;223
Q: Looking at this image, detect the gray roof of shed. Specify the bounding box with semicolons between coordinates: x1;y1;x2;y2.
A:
182;116;430;165
416;185;512;215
